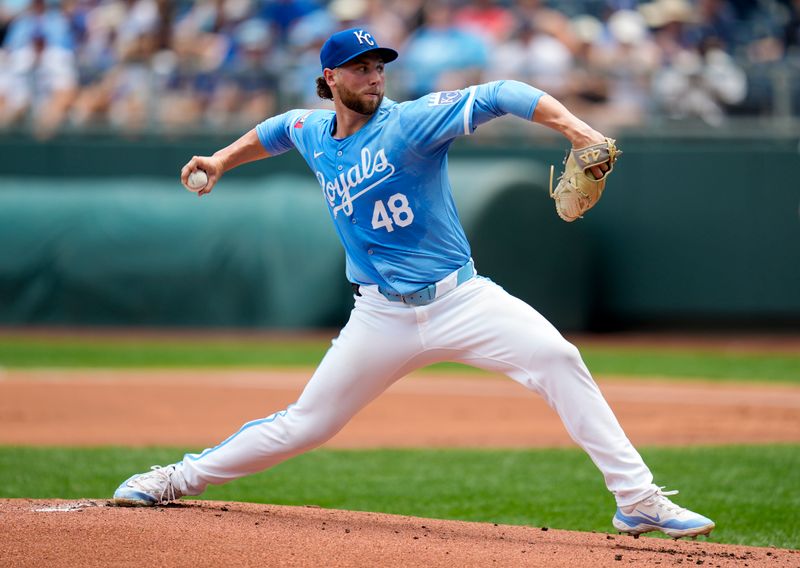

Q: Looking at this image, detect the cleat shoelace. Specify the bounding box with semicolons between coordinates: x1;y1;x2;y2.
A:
130;465;178;503
646;487;686;516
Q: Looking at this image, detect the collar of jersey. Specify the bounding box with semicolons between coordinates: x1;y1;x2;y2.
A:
329;98;395;141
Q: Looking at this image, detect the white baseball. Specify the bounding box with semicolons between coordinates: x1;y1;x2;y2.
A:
186;169;208;192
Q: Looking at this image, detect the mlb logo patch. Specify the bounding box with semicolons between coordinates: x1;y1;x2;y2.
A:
294;110;314;128
428;91;463;106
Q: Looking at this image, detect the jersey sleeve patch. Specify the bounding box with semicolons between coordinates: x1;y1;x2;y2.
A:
293;110;314;128
256;109;310;156
428;91;463;106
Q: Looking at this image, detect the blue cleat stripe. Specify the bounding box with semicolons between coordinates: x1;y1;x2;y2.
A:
113;488;157;504
614;509;712;530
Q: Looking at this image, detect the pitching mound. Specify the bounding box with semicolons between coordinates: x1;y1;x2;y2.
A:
1;499;794;567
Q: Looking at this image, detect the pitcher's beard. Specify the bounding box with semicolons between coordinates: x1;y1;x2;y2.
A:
338;86;383;115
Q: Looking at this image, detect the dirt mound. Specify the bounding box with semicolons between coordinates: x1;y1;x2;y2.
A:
1;499;795;567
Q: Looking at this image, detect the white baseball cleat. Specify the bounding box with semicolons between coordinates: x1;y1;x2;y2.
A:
612;487;715;539
112;465;185;507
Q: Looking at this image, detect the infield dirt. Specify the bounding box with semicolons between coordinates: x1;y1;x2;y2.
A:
2;369;799;447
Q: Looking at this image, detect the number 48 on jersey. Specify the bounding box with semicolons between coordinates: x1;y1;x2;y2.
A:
371;193;414;232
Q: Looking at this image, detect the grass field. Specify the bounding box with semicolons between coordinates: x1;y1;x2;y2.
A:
1;445;797;549
0;336;798;382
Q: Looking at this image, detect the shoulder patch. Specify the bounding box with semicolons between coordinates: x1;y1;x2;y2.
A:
428;91;463;106
294;110;314;128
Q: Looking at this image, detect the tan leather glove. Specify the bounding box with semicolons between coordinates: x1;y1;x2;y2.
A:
549;138;621;222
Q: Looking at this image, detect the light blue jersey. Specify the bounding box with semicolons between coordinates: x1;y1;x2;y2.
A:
256;80;544;295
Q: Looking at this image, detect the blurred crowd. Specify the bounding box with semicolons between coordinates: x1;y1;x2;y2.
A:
1;0;800;138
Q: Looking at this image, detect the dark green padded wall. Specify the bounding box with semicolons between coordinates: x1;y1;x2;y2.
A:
1;134;797;330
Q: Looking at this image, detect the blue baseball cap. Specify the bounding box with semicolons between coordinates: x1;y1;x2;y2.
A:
320;28;398;72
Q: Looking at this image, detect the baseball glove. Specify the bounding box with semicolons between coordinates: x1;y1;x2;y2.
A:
549;138;621;222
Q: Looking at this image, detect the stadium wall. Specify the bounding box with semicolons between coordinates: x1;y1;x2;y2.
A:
0;134;797;331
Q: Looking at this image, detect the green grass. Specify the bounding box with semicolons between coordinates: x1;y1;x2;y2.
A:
0;336;798;382
577;346;800;382
1;445;797;549
0;337;329;369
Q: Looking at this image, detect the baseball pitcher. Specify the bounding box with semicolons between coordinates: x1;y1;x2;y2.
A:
113;28;714;540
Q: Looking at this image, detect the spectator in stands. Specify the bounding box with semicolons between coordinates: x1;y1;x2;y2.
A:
155;0;243;133
0;30;78;137
590;9;661;129
258;0;321;45
639;0;698;61
567;14;611;116
454;0;515;46
327;0;408;49
116;0;160;47
283;9;337;107
512;0;576;53
488;20;573;99
2;0;73;50
689;0;741;50
651;44;747;126
0;1;29;45
204;17;278;130
401;0;489;98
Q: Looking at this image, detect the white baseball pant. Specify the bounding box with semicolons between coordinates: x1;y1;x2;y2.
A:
177;276;658;507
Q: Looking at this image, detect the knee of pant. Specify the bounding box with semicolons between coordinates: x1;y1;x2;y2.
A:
539;340;583;371
284;413;342;451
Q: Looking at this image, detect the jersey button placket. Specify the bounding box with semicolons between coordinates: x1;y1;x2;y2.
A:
333;142;343;172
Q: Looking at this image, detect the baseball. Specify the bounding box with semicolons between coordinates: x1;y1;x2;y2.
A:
186;169;208;192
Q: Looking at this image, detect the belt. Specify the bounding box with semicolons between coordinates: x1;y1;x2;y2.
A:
351;260;475;306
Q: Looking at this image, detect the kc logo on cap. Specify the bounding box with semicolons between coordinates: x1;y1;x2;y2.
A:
320;27;398;72
352;30;375;46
